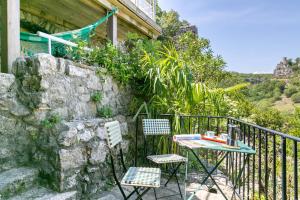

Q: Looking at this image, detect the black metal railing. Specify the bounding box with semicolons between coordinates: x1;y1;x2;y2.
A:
134;114;300;200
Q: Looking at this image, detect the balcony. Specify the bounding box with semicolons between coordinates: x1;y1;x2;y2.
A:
126;114;300;200
129;0;156;20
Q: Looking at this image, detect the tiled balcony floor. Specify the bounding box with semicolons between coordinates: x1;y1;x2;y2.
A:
96;170;238;200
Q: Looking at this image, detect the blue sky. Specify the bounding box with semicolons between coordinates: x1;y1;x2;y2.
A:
158;0;300;73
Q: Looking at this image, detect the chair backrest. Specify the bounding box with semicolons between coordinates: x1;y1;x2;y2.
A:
142;119;171;136
105;121;122;149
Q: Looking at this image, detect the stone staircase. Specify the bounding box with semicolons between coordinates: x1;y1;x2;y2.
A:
0;167;77;200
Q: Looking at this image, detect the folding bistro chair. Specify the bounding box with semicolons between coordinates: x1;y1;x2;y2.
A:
142;119;187;199
105;121;161;200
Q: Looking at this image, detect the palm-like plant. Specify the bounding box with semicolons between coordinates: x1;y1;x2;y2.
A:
141;44;249;132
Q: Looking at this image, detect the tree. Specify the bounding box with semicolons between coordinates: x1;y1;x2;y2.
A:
177;32;227;85
156;10;185;40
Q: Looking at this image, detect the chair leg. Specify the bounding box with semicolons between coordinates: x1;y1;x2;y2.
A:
136;187;151;200
165;162;182;187
153;188;158;200
115;180;127;199
175;172;183;199
134;187;144;200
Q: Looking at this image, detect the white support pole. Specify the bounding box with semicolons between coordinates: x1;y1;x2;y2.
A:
48;39;52;55
1;0;20;73
37;31;92;52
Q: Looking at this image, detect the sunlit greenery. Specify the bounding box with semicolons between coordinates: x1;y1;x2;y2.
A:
65;7;300;199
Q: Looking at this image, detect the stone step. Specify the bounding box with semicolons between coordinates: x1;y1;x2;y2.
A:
0;167;39;199
8;186;77;200
9;187;77;200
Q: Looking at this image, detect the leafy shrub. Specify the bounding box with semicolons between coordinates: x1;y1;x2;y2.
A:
66;40;89;62
91;92;103;103
285;85;298;97
251;108;284;130
291;92;300;103
97;106;113;118
41;114;61;129
245;80;285;102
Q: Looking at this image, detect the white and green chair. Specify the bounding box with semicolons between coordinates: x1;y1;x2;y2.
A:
105;121;161;200
142;119;187;199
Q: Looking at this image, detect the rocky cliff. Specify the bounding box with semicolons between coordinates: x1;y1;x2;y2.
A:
273;57;293;78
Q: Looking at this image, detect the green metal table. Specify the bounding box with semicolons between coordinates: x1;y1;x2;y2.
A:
175;138;256;200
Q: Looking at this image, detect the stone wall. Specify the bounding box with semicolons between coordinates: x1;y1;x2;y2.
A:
34;116;130;198
0;73;31;171
0;0;2;68
13;54;131;122
0;54;134;198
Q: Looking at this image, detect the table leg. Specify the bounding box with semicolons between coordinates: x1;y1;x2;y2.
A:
200;152;229;185
190;149;229;200
184;151;189;200
230;154;250;200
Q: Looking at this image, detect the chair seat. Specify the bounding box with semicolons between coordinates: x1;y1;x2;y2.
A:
147;154;187;164
121;167;161;188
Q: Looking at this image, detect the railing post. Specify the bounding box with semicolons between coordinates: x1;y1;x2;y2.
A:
272;134;277;200
207;116;210;130
264;131;269;199
252;127;256;199
258;129;262;198
294;141;298;200
281;137;287;200
135;116;138;166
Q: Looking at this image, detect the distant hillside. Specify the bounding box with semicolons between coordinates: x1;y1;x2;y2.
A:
220;72;272;88
222;57;300;114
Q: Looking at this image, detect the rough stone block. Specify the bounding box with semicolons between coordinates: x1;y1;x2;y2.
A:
12;57;28;76
59;147;87;171
120;122;128;135
58;128;78;147
96;127;105;140
0;73;15;93
89;141;107;165
66;65;91;78
102;76;113;92
32;54;57;75
77;130;94;142
0;115;17;133
10;102;30;117
86;75;102;90
57;58;66;74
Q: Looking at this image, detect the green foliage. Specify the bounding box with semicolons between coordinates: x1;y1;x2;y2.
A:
285;107;300;138
67;6;259;128
97;106;113;118
243;80;285;102
66;40;90;62
91;91;103;103
177;32;227;85
156;9;187;40
41;114;61;129
291;92;300;103
284;85;298;97
219;72;272;88
142;44;249;120
251;108;284;130
88;42;131;85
